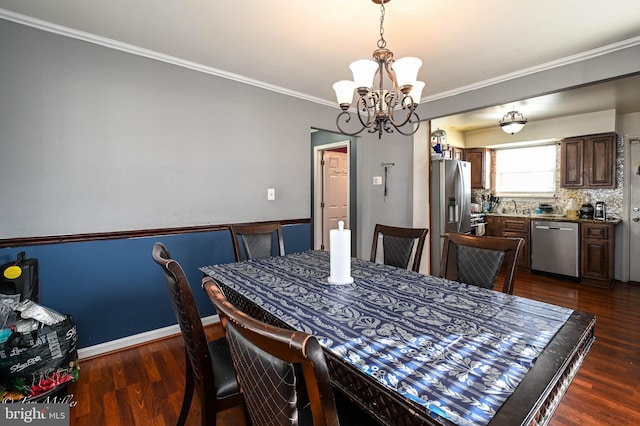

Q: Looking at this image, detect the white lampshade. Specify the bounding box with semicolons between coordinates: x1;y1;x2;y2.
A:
392;57;422;90
407;81;425;106
501;122;526;134
349;59;378;91
333;80;355;109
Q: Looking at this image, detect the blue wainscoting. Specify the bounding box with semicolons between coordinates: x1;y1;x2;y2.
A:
0;223;310;349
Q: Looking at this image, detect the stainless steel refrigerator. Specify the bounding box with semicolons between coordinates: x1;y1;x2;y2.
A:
429;158;471;276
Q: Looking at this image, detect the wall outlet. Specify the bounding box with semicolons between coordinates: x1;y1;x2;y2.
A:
373;176;382;185
267;188;275;200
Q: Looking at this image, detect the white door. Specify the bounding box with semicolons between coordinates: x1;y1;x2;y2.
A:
322;150;349;250
629;140;640;282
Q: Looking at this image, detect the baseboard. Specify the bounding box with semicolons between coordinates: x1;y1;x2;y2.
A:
77;314;220;359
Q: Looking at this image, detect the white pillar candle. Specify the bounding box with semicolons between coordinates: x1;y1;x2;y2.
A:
328;221;354;285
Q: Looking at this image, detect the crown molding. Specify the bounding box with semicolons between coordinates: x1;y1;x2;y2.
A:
2;8;639;109
0;8;335;108
421;35;640;104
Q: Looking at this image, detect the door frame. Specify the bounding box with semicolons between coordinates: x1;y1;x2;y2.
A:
624;134;640;282
311;130;358;255
318;148;349;250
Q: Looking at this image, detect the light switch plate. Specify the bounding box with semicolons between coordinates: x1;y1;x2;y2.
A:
373;176;382;185
267;188;275;200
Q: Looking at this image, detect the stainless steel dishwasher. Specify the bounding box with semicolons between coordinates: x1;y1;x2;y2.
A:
531;220;579;277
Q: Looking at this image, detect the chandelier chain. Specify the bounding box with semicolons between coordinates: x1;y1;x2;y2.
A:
377;2;386;49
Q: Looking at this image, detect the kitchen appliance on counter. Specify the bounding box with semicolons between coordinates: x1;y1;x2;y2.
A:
579;204;594;219
430;158;471;276
594;201;607;220
531;220;579;277
580;194;594;219
566;198;579;219
538;203;554;213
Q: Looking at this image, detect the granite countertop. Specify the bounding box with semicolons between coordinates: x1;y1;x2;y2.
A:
485;213;622;225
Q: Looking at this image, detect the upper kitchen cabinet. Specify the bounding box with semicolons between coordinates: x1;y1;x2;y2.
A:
465;148;491;189
450;147;464;161
560;132;616;189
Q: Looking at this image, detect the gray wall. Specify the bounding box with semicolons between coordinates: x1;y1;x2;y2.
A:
0;18;418;263
357;132;415;256
0;19;342;238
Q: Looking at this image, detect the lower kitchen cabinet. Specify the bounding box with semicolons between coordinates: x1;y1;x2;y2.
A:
487;216;530;270
486;216;616;285
502;218;531;270
581;222;615;287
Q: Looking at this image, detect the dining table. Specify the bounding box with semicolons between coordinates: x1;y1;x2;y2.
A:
200;250;595;426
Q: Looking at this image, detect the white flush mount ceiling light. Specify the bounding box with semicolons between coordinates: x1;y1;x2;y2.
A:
499;110;528;134
332;0;424;139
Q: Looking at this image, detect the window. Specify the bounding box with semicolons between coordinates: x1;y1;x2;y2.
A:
495;144;556;196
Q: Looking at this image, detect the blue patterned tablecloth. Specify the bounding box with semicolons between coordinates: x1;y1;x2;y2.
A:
201;250;573;426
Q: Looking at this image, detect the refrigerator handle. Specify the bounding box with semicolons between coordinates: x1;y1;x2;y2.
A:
457;161;466;233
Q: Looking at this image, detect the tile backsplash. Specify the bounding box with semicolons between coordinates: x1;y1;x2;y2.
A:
472;136;624;219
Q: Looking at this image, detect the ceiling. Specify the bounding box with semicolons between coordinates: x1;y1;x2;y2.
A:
1;0;640;131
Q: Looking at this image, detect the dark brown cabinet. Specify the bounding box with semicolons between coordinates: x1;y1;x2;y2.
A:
486;216;530;270
487;216;617;284
502;218;531;270
486;216;502;237
560;132;616;189
581;222;615;287
450;147;464;161
465;148;491;189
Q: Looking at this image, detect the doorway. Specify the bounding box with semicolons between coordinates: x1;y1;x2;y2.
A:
311;130;357;254
629;138;640;282
317;147;349;250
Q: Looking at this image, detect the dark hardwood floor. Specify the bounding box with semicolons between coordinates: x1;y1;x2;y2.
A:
68;271;640;426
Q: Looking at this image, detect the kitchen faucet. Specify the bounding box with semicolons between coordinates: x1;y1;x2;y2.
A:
510;199;517;214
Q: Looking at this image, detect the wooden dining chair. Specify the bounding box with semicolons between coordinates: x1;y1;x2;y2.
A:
370;224;428;272
152;243;242;426
202;277;380;426
439;232;525;294
229;222;285;262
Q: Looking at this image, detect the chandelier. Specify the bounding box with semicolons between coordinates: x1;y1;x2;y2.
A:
499;110;528;134
332;0;424;139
